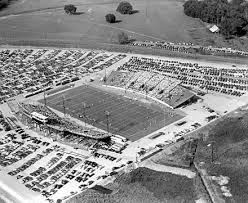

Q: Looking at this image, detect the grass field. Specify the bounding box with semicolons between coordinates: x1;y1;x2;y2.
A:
1;0;248;53
41;85;182;141
0;0;209;44
67;167;198;203
2;0;248;53
194;108;248;202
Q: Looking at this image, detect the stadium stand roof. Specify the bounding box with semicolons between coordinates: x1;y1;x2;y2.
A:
162;86;195;108
106;71;195;109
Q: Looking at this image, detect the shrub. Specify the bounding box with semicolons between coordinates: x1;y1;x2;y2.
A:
64;4;77;14
105;13;116;23
116;1;133;14
118;32;129;44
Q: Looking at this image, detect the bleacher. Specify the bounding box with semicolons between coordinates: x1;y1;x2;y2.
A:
106;71;195;108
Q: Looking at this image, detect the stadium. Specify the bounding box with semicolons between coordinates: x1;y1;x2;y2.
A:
38;83;191;141
1;46;247;203
0;0;248;201
17;68;196;143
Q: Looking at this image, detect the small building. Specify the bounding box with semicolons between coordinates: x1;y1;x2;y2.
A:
209;25;220;33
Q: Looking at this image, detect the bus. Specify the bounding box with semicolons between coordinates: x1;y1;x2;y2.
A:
31;112;48;123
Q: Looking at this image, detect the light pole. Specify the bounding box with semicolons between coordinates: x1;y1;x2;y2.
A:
82;102;87;127
104;67;107;86
105;111;110;134
207;141;215;163
62;95;66;117
43;90;47;107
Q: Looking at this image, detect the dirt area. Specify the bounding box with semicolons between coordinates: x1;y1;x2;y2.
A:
67;167;208;203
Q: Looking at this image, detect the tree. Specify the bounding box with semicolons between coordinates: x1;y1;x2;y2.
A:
118;32;129;44
0;0;8;9
116;1;133;14
64;4;77;15
105;14;116;23
183;0;248;37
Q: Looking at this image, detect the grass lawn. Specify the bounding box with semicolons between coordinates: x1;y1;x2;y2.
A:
2;0;248;52
0;0;208;44
195;109;248;202
67;167;198;203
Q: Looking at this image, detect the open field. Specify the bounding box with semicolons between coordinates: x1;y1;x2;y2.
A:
41;85;182;141
0;0;213;45
2;0;248;59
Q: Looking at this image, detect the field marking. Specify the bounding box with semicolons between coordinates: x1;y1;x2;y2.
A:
48;87;157;120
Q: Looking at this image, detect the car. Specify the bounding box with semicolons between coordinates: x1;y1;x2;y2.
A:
25;184;33;189
17;175;23;179
75;177;83;182
32;188;41;192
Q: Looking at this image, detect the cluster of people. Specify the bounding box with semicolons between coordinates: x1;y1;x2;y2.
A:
130;40;248;57
115;56;248;97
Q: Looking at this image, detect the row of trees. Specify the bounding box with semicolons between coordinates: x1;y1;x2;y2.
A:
183;0;248;38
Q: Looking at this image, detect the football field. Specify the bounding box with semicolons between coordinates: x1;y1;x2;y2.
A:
41;85;183;141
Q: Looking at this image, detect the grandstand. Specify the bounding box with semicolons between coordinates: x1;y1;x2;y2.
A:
106;71;195;109
18;102;111;139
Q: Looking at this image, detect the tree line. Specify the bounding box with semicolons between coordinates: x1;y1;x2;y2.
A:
183;0;248;38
